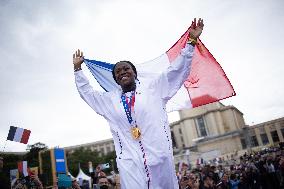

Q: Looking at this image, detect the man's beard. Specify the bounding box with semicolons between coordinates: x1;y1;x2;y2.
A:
100;185;109;189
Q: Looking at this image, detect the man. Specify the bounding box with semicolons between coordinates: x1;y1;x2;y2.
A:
200;174;214;189
97;176;110;189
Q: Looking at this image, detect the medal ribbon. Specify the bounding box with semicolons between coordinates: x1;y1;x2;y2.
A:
121;91;136;126
121;91;150;186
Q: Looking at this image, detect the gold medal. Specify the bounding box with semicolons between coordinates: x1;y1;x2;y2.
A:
131;127;141;140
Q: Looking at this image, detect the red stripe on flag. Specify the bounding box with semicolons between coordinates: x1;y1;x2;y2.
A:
18;161;23;173
166;28;190;63
184;40;235;107
20;129;31;144
167;27;235;108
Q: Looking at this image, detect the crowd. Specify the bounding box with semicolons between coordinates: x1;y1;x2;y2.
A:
178;147;283;189
10;165;119;189
10;147;283;189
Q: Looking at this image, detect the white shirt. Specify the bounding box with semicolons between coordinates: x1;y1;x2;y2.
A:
74;44;194;189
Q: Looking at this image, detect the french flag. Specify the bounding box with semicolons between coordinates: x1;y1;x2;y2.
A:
18;161;29;177
7;126;31;144
84;27;235;112
196;158;204;165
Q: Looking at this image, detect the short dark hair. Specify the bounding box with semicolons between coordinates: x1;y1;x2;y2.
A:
112;61;137;84
97;176;108;184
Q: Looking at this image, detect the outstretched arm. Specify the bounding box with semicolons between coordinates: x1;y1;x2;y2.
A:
155;18;204;101
188;18;204;44
73;49;110;117
73;49;84;72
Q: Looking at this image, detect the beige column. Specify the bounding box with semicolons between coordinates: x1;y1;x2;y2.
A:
254;128;263;146
233;110;241;130
264;125;273;145
50;149;57;187
275;123;284;142
184;119;198;147
215;112;225;134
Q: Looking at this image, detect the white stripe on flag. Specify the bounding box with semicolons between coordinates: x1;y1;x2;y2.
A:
23;161;28;177
14;128;24;142
137;53;192;111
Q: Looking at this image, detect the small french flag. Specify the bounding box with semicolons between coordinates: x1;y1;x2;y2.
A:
196;158;204;165
18;161;29;177
7;126;31;144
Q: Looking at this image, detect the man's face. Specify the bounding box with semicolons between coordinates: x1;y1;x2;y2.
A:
114;62;136;87
98;177;109;188
204;177;213;186
222;174;228;181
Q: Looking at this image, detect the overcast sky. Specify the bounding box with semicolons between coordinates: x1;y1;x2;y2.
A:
1;0;283;152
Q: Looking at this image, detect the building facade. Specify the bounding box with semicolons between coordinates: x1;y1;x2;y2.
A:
246;117;284;148
64;139;115;156
64;102;284;166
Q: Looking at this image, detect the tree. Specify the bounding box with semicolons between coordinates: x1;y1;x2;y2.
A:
66;147;102;176
66;147;117;176
24;142;48;168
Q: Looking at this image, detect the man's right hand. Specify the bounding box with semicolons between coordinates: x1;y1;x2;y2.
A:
73;49;84;71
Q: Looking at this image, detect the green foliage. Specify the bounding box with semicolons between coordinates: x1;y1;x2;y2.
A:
0;153;23;188
24;142;48;168
66;147;117;176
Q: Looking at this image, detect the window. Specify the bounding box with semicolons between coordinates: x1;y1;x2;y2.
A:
171;131;177;148
181;136;184;143
240;138;247;149
271;131;280;142
180;136;185;148
196;117;207;137
250;136;258;147
179;128;182;134
106;146;111;153
100;148;105;154
261;133;269;145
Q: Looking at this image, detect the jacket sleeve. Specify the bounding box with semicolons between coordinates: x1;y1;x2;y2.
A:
74;70;110;117
151;44;194;101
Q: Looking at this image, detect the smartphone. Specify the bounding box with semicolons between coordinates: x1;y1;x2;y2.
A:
100;163;110;170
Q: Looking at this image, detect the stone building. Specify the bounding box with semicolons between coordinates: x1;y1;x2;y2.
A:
172;102;284;165
64;139;115;156
63;102;284;166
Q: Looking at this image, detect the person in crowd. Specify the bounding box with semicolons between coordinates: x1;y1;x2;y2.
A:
12;172;43;189
91;165;107;186
200;174;214;189
73;18;204;189
216;173;229;189
113;173;121;189
97;176;111;189
71;179;81;189
229;173;240;189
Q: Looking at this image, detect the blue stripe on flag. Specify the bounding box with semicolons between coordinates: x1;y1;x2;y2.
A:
7;126;17;141
84;59;120;92
84;59;114;71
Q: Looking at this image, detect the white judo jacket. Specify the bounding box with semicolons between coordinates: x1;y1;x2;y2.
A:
74;44;194;189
